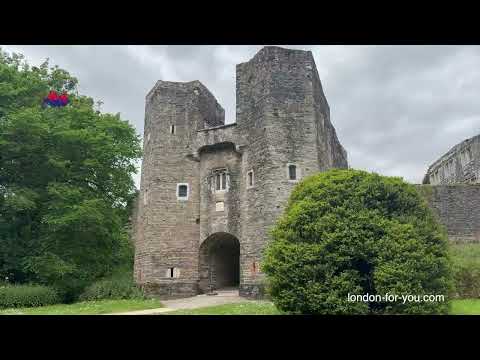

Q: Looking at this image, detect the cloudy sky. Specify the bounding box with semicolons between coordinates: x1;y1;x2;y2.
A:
2;45;479;188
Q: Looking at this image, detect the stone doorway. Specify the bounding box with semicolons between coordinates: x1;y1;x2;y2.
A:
199;232;240;293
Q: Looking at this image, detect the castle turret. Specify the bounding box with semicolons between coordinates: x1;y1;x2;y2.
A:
134;80;225;298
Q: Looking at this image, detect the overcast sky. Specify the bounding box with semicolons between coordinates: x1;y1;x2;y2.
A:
2;45;480;188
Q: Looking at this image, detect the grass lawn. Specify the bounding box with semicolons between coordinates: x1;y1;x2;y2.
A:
2;298;480;315
166;299;480;315
0;298;163;315
450;299;480;315
166;301;283;315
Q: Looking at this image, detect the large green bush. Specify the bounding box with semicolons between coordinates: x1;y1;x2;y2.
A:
262;169;453;314
0;284;60;309
78;272;144;301
450;244;480;298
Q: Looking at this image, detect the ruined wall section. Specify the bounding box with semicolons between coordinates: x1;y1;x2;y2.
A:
424;134;480;185
417;184;480;243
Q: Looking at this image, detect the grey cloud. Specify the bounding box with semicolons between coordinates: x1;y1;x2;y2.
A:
2;45;480;187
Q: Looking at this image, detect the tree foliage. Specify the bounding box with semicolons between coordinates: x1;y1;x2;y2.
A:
0;49;142;300
262;169;453;314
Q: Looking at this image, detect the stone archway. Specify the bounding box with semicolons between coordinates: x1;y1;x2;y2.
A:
198;232;240;293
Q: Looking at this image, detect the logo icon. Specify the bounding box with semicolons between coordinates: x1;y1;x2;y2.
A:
43;90;69;107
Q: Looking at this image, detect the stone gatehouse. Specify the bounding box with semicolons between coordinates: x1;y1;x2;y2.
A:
133;46;348;299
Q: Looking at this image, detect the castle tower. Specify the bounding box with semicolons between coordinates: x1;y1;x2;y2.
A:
134;46;348;299
134;80;225;297
235;46;348;297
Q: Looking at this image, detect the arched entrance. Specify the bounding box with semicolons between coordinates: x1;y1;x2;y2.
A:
198;232;240;293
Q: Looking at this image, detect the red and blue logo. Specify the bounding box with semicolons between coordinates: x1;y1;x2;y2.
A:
43;90;69;107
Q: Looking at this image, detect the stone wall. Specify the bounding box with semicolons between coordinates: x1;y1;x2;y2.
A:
417;184;480;243
424;134;480;185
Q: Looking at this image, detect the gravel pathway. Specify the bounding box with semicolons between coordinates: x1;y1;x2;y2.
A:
110;289;246;315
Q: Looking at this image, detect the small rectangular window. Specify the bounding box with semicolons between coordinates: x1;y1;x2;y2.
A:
216;174;221;190
177;183;189;200
166;267;180;278
288;164;297;180
178;185;187;197
170;125;175;134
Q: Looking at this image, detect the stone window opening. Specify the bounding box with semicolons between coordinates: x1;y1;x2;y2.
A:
167;267;180;278
170;125;176;135
143;189;148;205
212;169;228;192
177;183;189;201
247;170;254;188
287;164;300;182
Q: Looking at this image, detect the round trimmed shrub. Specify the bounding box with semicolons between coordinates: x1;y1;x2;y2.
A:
0;284;60;309
78;272;144;301
262;169;453;314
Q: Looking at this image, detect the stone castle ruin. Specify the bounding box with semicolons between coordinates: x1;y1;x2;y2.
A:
133;45;480;299
134;46;347;298
423;134;480;185
420;134;480;243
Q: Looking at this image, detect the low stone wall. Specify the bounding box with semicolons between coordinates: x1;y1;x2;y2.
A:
416;184;480;243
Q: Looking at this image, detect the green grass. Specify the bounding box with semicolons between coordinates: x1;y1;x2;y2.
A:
166;301;283;315
166;300;480;315
0;298;163;315
2;298;480;315
450;299;480;315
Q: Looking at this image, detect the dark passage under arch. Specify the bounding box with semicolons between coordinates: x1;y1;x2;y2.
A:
199;232;240;293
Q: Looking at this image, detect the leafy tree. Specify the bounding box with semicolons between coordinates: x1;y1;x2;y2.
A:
262;169;453;314
0;49;142;300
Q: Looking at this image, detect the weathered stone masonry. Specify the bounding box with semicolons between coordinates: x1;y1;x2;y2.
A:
420;134;480;243
417;185;480;243
134;46;348;299
423;134;480;185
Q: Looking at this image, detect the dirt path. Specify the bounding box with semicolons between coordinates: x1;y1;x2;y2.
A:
109;289;247;315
